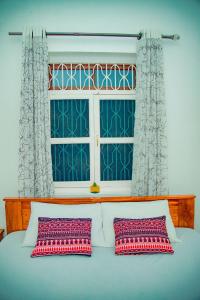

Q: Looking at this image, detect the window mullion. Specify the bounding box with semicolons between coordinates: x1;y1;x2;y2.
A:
93;95;100;184
89;95;95;184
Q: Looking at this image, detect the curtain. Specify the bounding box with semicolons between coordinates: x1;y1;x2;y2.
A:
18;28;54;197
132;32;168;196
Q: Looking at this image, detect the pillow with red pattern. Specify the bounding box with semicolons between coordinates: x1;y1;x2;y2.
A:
31;217;92;257
114;216;174;255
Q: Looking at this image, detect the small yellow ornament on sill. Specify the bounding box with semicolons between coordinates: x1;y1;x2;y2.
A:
90;182;100;193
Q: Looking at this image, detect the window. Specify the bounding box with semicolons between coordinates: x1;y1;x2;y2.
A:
49;63;136;195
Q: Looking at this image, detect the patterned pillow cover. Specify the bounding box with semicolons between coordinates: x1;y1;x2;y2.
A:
114;216;174;255
31;217;92;257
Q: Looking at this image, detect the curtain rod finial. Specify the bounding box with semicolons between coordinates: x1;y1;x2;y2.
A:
173;34;180;40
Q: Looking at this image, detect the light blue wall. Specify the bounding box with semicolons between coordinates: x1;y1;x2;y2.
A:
0;0;200;229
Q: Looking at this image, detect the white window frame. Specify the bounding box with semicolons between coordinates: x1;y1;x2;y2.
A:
49;89;136;196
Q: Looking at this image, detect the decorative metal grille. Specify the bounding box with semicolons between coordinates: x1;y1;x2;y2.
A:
100;144;133;181
51;144;90;181
100;99;135;137
48;64;136;90
51;99;89;138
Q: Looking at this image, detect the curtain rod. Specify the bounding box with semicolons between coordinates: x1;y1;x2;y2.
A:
8;31;180;40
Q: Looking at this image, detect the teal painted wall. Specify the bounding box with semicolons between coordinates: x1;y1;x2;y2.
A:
0;0;200;229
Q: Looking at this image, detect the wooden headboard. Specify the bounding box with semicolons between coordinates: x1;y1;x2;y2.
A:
3;195;195;234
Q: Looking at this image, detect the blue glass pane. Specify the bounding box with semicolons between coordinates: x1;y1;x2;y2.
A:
100;100;135;137
51;144;90;181
51;99;89;138
100;144;133;181
52;70;93;89
95;70;134;89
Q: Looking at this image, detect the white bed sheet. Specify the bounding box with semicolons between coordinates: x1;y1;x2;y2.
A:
0;228;200;300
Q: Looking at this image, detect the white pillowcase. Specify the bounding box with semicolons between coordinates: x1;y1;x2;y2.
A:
101;200;180;247
23;202;105;247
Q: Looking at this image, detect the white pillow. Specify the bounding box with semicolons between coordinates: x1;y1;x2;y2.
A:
23;202;105;247
101;200;180;247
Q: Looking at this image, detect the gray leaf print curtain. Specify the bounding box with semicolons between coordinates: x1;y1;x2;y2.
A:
132;32;168;195
18;28;54;197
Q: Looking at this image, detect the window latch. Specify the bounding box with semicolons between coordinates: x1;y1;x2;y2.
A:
96;135;99;147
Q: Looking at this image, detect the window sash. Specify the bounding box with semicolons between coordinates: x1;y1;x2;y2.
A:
93;94;135;184
50;93;95;186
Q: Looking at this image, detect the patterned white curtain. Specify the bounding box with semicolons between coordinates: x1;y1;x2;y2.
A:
18;28;54;197
132;32;168;195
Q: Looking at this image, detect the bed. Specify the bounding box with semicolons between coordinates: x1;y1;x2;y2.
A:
1;194;200;300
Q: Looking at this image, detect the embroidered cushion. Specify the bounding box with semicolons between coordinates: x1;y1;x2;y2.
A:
31;217;92;257
114;216;174;255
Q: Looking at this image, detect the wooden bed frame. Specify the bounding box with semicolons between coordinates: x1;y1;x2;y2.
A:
3;194;195;234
